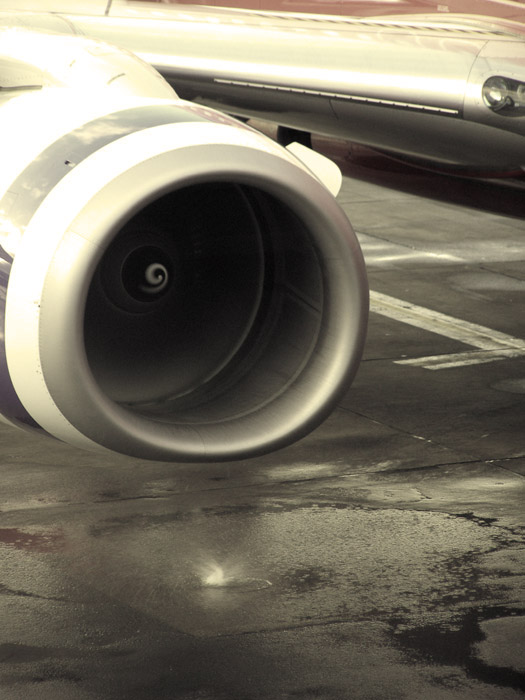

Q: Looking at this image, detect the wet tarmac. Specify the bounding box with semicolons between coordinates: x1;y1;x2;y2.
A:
1;136;525;699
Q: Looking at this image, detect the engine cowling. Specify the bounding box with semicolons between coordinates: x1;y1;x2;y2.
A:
0;33;368;463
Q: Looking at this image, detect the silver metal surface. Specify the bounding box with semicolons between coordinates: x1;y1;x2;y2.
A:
0;25;368;462
30;2;525;172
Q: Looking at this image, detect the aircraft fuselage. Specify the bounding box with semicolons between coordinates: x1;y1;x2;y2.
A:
60;4;525;174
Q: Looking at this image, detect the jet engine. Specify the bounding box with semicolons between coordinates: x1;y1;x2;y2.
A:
0;29;368;462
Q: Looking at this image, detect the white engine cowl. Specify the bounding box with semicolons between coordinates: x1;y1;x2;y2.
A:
0;30;368;462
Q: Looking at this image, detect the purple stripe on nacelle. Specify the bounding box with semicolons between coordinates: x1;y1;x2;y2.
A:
0;250;42;431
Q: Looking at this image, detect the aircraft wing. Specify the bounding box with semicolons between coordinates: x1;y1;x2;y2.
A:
9;0;525;174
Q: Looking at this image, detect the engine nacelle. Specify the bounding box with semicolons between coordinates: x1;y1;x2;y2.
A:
0;32;368;462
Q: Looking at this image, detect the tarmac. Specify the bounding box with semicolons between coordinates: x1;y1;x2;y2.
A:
0;135;524;699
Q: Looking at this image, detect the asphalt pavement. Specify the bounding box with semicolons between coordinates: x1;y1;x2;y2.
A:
0;137;524;699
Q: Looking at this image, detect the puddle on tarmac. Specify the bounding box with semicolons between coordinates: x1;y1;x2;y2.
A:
492;378;525;395
199;563;272;591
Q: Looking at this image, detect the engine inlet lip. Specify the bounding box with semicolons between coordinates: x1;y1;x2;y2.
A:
21;134;367;461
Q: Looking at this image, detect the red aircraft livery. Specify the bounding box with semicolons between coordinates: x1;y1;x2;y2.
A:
138;0;525;23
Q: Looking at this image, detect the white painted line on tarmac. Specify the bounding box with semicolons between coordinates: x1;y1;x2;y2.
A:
397;348;525;370
370;290;525;370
